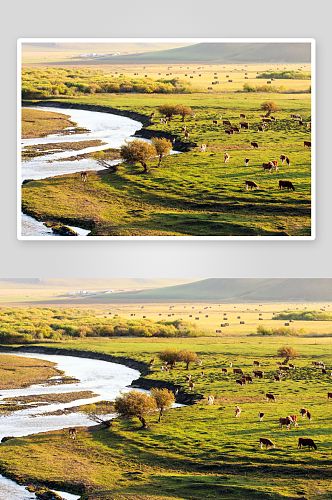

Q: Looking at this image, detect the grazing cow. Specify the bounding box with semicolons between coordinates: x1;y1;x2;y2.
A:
233;368;244;375
182;126;186;132
174;388;179;395
280;154;286;164
270;116;276;121
285;156;290;166
259;114;265;119
298;438;317;450
253;370;264;378
251;142;259;149
279;417;293;430
245;158;250;167
207;395;214;405
189;381;195;391
291;114;302;120
245;180;259;191
240;113;246;119
322;368;327;375
253;361;260;367
239;122;249;130
262;118;271;123
223;120;231;126
230;362;233;368
312;361;325;368
244;375;253;383
186;374;191;382
262;162;274;173
307;122;310;129
81;172;88;182
260;437;275;449
161;366;168;372
299;120;303;126
276;361;281;366
289;363;295;369
222;368;228;374
271;160;278;170
307;410;312;422
201;370;204;376
231;126;240;133
279;180;295;191
274;375;281;382
289;415;298;427
213;120;218;125
328;392;332;400
224;153;230;163
149;358;155;366
225;129;234;135
201;144;206;152
266;393;276;402
235;406;241;417
195;122;198;127
69;428;77;440
184;132;189;140
236;378;246;386
300;408;307;419
258;412;265;422
304;141;311;148
279;366;290;371
150;112;155;119
258;126;264;132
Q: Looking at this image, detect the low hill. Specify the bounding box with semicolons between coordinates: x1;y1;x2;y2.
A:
0;278;199;291
88;279;332;303
100;42;311;64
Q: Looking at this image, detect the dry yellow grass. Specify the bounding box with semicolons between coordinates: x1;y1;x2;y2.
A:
0;355;61;389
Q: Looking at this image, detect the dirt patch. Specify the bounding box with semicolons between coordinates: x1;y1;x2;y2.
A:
22;140;107;161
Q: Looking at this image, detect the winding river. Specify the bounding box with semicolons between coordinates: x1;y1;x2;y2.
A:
20;107;143;237
0;352;141;499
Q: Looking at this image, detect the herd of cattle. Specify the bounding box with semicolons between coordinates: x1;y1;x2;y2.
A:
163;358;328;452
192;112;310;193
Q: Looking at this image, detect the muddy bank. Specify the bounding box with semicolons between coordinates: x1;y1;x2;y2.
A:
22;100;196;152
1;345;202;405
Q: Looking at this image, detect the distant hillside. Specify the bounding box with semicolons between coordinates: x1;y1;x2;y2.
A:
0;278;199;290
89;279;332;303
102;42;311;64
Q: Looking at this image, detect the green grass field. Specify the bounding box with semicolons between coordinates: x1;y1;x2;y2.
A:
1;336;331;499
21;91;312;236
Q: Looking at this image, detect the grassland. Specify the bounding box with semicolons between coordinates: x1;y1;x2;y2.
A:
0;354;61;389
21;90;312;236
1;335;332;499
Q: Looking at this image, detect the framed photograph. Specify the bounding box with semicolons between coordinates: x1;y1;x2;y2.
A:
18;38;315;239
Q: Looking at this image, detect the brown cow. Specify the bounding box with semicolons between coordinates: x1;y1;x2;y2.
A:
245;158;250;167
258;126;264;132
307;410;312;422
81;172;88;182
260;437;274;449
231;126;240;133
223;120;231;126
271;160;278;170
240;122;249;129
244;375;253;383
280;154;286;164
300;408;307;419
253;370;264;378
304;141;311;148
240;113;246;119
274;375;281;382
289;414;298;427
266;393;276;402
251;142;259;148
189;381;195;391
262;162;274;173
222;368;228;374
236;378;245;386
279;366;290;371
69;428;77;440
233;368;244;375
279;417;293;430
279;180;295;191
235;406;241;417
225;129;234;135
258;412;265;422
298;438;317;450
213;120;218;125
224;153;230;163
253;361;260;367
184;132;189;140
328;392;332;400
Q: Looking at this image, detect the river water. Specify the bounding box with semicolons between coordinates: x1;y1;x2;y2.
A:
0;352;141;500
20;106;143;237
